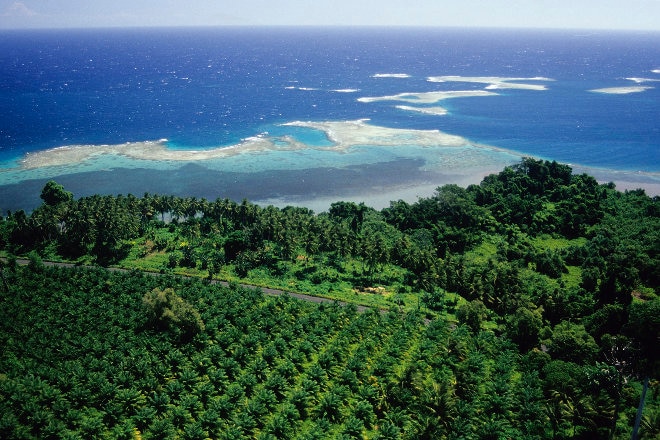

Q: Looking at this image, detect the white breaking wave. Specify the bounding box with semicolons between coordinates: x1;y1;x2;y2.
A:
625;77;660;84
395;105;448;116
589;86;654;94
372;73;411;78
286;86;358;93
427;75;553;90
358;90;497;104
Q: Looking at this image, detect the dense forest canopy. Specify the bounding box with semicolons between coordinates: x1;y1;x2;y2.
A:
1;158;658;438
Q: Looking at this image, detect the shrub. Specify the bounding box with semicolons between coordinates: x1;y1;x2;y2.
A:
142;287;205;341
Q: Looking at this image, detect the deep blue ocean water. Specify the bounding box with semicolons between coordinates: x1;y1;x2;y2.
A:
1;27;659;210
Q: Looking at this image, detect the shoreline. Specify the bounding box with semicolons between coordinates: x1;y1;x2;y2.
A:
572;166;660;196
1;157;657;215
258;167;660;213
1;120;658;213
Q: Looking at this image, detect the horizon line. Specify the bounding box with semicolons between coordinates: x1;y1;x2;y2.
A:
2;24;660;34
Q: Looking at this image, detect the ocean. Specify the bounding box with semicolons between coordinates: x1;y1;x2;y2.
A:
1;27;659;212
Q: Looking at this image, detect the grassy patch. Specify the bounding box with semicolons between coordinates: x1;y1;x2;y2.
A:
465;235;502;265
562;265;583;289
532;235;587;251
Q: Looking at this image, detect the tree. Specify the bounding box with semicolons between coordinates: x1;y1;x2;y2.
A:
142;287;205;341
625;298;660;377
40;181;73;206
360;227;391;279
456;300;488;333
329;201;370;233
317;390;343;423
514;371;549;438
544;322;599;364
506;306;543;352
26;250;44;272
534;250;567;278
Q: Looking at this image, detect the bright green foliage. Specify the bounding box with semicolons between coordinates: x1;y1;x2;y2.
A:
544;321;600;364
0;264;657;438
456;299;488;333
1;159;659;438
142;287;205;340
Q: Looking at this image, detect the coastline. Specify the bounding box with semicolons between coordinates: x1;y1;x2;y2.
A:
1;156;657;215
1;120;658;214
572;166;660;196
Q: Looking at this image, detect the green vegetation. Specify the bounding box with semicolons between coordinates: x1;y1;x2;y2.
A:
143;287;206;342
1;157;658;438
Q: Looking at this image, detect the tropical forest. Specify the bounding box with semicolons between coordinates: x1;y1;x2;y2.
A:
0;158;658;439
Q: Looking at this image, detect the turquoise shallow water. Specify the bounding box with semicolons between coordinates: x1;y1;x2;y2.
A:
0;121;523;212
